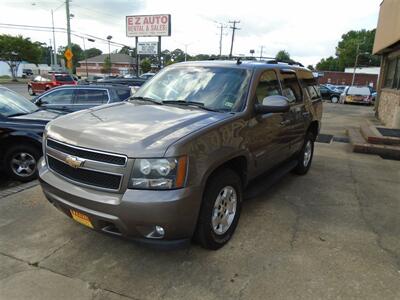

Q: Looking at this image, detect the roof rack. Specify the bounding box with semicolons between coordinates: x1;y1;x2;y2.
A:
207;56;304;67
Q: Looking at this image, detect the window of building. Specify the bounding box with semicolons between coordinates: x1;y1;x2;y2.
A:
384;57;399;89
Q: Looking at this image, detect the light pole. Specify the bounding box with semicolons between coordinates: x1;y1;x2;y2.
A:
351;49;370;86
82;37;95;78
107;35;112;75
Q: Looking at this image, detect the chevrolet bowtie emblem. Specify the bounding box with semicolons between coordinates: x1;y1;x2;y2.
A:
65;155;85;169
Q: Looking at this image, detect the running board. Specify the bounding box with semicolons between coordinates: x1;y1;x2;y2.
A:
244;159;298;200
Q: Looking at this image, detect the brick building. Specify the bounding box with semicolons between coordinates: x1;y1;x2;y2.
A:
76;54;136;77
373;0;400;128
316;71;378;88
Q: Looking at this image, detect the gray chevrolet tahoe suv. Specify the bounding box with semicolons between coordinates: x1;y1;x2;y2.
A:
38;60;322;250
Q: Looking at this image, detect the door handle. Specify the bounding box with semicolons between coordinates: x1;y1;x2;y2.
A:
280;120;291;126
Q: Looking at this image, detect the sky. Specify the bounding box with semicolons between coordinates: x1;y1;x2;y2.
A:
0;0;381;66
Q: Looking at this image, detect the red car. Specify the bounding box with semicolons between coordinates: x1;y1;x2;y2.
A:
28;73;77;96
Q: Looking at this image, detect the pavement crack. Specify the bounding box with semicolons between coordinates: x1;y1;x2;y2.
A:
347;158;400;270
36;238;74;265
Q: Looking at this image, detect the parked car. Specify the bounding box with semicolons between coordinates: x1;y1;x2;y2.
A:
94;77;147;87
28;73;77;96
22;68;33;78
32;85;132;113
0;86;62;181
319;84;342;103
333;85;347;93
139;72;156;80
38;60;322;250
340;86;373;105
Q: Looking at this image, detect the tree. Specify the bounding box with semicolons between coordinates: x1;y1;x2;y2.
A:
171;48;186;62
85;47;102;59
0;34;42;81
140;58;151;73
275;50;291;62
316;29;380;71
316;56;340;71
119;46;134;56
101;56;112;74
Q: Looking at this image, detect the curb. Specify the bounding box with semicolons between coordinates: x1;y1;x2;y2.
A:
0;180;39;199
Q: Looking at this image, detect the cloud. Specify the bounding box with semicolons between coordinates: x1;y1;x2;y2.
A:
0;0;381;65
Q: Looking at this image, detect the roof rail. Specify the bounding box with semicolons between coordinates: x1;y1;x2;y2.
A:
206;56;304;67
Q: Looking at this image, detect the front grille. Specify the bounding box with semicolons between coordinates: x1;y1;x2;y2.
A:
47;156;121;190
47;139;126;166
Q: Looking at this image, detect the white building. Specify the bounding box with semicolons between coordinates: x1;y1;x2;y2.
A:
344;67;381;75
0;61;52;77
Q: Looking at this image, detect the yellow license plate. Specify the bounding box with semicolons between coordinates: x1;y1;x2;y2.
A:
70;209;94;229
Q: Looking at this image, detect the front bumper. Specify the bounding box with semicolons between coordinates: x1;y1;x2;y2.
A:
38;158;202;249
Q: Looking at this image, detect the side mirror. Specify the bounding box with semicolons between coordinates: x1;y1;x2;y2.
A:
254;95;290;114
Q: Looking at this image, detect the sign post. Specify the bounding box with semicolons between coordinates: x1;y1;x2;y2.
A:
126;14;171;74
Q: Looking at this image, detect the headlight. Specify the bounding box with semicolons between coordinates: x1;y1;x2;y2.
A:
128;156;187;190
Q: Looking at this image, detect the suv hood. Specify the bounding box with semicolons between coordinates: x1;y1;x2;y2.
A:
12;109;62;124
46;102;230;157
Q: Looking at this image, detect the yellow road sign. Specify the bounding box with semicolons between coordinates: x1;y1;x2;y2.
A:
64;48;73;61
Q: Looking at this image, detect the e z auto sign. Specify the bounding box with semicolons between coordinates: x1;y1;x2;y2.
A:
126;14;171;37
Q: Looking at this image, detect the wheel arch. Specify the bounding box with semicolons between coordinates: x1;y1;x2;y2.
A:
307;120;319;141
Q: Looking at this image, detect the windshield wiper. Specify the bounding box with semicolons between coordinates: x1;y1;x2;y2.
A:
130;96;162;105
162;100;219;112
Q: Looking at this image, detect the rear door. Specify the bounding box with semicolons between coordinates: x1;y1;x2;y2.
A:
279;69;307;156
73;88;109;111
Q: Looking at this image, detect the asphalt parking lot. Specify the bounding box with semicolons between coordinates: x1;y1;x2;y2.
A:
1;100;400;299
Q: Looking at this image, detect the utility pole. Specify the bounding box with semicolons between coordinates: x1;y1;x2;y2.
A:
217;23;227;57
259;46;264;60
229;20;240;59
351;39;367;86
65;0;72;72
51;9;57;69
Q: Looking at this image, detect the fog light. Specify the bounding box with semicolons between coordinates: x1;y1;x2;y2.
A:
143;225;165;239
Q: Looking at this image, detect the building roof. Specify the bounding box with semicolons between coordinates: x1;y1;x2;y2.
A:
79;53;134;64
373;0;400;54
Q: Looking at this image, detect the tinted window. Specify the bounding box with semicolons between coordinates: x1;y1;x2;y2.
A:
297;70;320;100
75;89;109;104
116;89;131;100
255;70;281;104
55;75;74;82
393;57;400;90
281;73;302;103
40;89;74;104
346;86;371;96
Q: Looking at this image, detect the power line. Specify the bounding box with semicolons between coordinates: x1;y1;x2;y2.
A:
0;23;130;47
228;20;240;59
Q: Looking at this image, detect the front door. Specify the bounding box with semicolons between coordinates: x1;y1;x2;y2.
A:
73;89;110;111
37;89;75;112
246;69;291;174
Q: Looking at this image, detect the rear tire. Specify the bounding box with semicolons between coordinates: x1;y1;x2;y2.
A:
195;168;242;250
4;145;41;182
28;86;35;96
331;96;339;103
293;131;315;175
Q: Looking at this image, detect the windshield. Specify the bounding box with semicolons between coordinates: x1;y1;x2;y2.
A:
134;66;252;112
347;86;371;95
0;88;38;117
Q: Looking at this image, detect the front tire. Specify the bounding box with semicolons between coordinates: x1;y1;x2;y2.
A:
293;131;315;175
195;168;242;250
331;96;339;103
4;145;40;182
